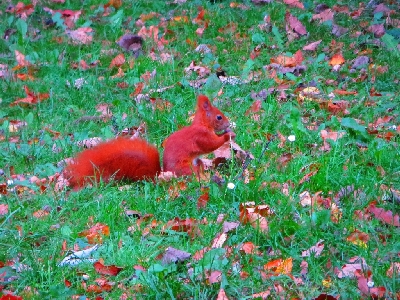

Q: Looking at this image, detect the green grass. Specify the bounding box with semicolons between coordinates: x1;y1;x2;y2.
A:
1;0;400;299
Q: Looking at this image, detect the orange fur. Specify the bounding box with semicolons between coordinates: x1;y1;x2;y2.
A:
64;138;161;189
163;95;233;176
65;95;234;189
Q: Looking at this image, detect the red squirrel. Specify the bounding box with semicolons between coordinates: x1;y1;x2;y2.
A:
64;95;235;189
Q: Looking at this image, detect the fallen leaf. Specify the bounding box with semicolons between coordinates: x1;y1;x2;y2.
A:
368;203;400;226
285;12;307;36
312;9;334;23
346;229;369;247
66;27;93;44
78;223;110;244
329;53;345;66
386;262;400;278
14;50;31;68
211;233;227;248
109;53;125;69
160;247;191;264
11;86;49;107
303;40;322;51
0;204;8;215
33;210;49;219
216;288;229;300
264;257;293;275
93;261;123;276
283;0;304;9
302;240;324;257
206;270;222;284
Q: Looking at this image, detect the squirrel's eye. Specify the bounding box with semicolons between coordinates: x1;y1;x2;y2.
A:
216;115;222;120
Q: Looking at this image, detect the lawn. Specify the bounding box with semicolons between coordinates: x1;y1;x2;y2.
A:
0;0;399;299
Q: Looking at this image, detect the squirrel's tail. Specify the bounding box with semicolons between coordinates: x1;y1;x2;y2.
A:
64;138;161;190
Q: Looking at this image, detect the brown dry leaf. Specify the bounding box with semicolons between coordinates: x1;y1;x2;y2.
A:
337;257;368;278
218;22;237;34
109;53;125;69
302;240;324;257
222;221;239;233
43;8;82;28
66;27;93;44
367;24;385;38
93;261;123;276
111;68;125;79
240;241;260;255
354;269;386;298
239;202;270;233
368;203;400;227
285;12;307;36
206;270;222;284
33;209;49;219
197;189;210;209
104;0;122;9
15;50;32;68
303;40;322;51
245;100;262;115
299;168;318;184
299;191;312;206
164;217;202;238
8;2;35;20
78;223;110;244
264;258;293;275
346;229;369;247
161;247;191;264
0;204;9;215
320;130;345;142
16;73;35;81
217;288;229;300
277;153;292;169
211;233;228;248
271;50;303;67
11;86;49;107
283;0;304;9
131;82;144;97
386;262;400;278
312;9;334;23
329;53;345;66
251;290;271;299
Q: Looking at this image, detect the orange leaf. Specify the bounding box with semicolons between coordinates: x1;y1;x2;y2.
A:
270;50;303;67
14;50;31;67
78;223;110;244
104;0;122;9
11;86;49;107
197;190;210;209
329;53;345;65
368;203;400;226
346;229;369;246
264;258;293;275
93;261;123;276
109;53;125;69
283;0;304;9
131;82;144;97
211;233;227;248
33;209;49;219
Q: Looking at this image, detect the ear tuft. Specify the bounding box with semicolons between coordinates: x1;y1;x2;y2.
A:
197;94;211;110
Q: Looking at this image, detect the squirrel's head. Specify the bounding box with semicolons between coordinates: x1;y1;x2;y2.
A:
196;95;230;133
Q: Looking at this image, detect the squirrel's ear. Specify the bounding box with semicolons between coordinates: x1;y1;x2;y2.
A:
197;95;211;110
